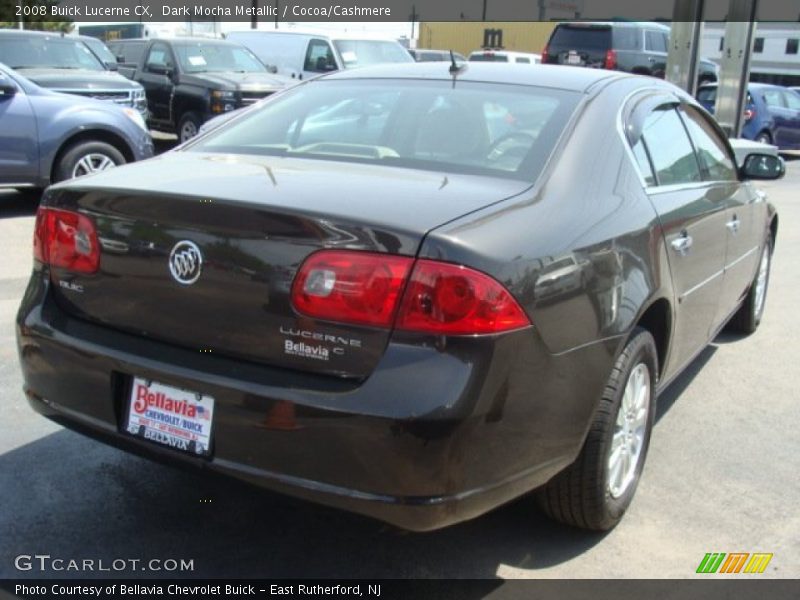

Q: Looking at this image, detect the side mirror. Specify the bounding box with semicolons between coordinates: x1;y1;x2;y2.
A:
104;61;119;71
740;153;785;180
0;76;17;97
147;63;173;77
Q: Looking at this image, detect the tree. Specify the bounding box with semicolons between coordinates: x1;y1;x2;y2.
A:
0;1;73;33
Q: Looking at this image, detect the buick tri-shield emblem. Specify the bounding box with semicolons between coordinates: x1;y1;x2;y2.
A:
169;241;203;285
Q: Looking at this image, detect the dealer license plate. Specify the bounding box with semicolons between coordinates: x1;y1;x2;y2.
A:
125;377;215;456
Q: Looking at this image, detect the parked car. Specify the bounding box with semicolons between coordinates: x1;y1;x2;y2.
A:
408;48;466;62
226;30;413;81
468;50;541;64
114;38;292;142
697;82;800;149
0;63;153;191
18;63;781;533
542;21;718;86
0;30;147;117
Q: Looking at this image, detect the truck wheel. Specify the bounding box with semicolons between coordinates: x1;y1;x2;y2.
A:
536;327;657;530
728;236;772;334
178;112;202;143
54;141;126;182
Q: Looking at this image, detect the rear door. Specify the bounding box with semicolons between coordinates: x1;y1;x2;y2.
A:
678;104;763;330
0;72;38;186
546;23;612;68
628;100;729;367
761;87;791;147
780;89;800;148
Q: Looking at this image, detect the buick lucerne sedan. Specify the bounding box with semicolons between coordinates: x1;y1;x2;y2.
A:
17;63;782;531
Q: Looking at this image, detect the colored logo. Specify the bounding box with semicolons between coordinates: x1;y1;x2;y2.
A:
696;552;773;574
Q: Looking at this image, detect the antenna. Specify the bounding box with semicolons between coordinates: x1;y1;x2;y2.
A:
449;49;460;74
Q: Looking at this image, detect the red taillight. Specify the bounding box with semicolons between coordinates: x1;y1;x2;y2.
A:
291;250;413;328
291;251;531;335
604;49;617;70
396;260;530;335
744;108;755;121
541;46;549;63
33;207;100;273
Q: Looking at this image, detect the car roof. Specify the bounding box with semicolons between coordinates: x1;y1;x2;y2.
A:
0;29;78;40
699;82;779;91
227;30;399;42
556;21;669;32
321;62;629;93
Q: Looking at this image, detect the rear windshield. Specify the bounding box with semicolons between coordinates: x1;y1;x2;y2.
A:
189;79;580;182
549;25;612;51
469;53;509;62
0;36;104;71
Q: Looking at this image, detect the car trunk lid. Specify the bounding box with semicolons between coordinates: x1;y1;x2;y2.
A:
45;152;530;378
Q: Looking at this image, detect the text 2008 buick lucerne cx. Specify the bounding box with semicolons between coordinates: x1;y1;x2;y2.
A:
17;63;783;531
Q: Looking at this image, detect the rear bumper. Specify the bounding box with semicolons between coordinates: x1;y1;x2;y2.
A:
16;275;616;531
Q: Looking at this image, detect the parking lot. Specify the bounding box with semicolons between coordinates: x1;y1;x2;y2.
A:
0;154;797;580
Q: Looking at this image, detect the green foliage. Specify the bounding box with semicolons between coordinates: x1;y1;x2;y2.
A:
0;1;73;33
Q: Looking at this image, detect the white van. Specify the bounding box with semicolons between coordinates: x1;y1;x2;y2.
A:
226;31;413;81
468;50;542;64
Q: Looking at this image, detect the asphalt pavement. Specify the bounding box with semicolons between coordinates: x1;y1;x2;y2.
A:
0;162;798;579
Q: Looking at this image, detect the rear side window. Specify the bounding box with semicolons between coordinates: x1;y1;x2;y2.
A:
190;79;581;182
516;57;531;64
679;106;737;182
549;25;611;51
639;107;701;186
762;89;784;108
783;90;800;110
631;140;656;186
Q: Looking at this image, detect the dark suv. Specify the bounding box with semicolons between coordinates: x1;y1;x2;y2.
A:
542;22;718;85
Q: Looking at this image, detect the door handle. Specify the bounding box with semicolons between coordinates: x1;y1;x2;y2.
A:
726;216;740;234
671;233;693;256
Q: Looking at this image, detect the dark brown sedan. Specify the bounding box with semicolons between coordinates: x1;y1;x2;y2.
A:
17;63;783;531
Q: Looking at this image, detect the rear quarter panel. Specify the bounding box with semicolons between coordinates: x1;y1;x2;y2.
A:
415;77;677;486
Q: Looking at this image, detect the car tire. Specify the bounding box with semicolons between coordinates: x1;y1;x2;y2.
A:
536;327;658;530
755;131;773;145
728;236;772;334
54;141;125;182
178;112;202;143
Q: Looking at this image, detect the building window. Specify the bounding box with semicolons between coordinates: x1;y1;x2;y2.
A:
719;37;724;51
754;37;764;53
787;39;799;54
